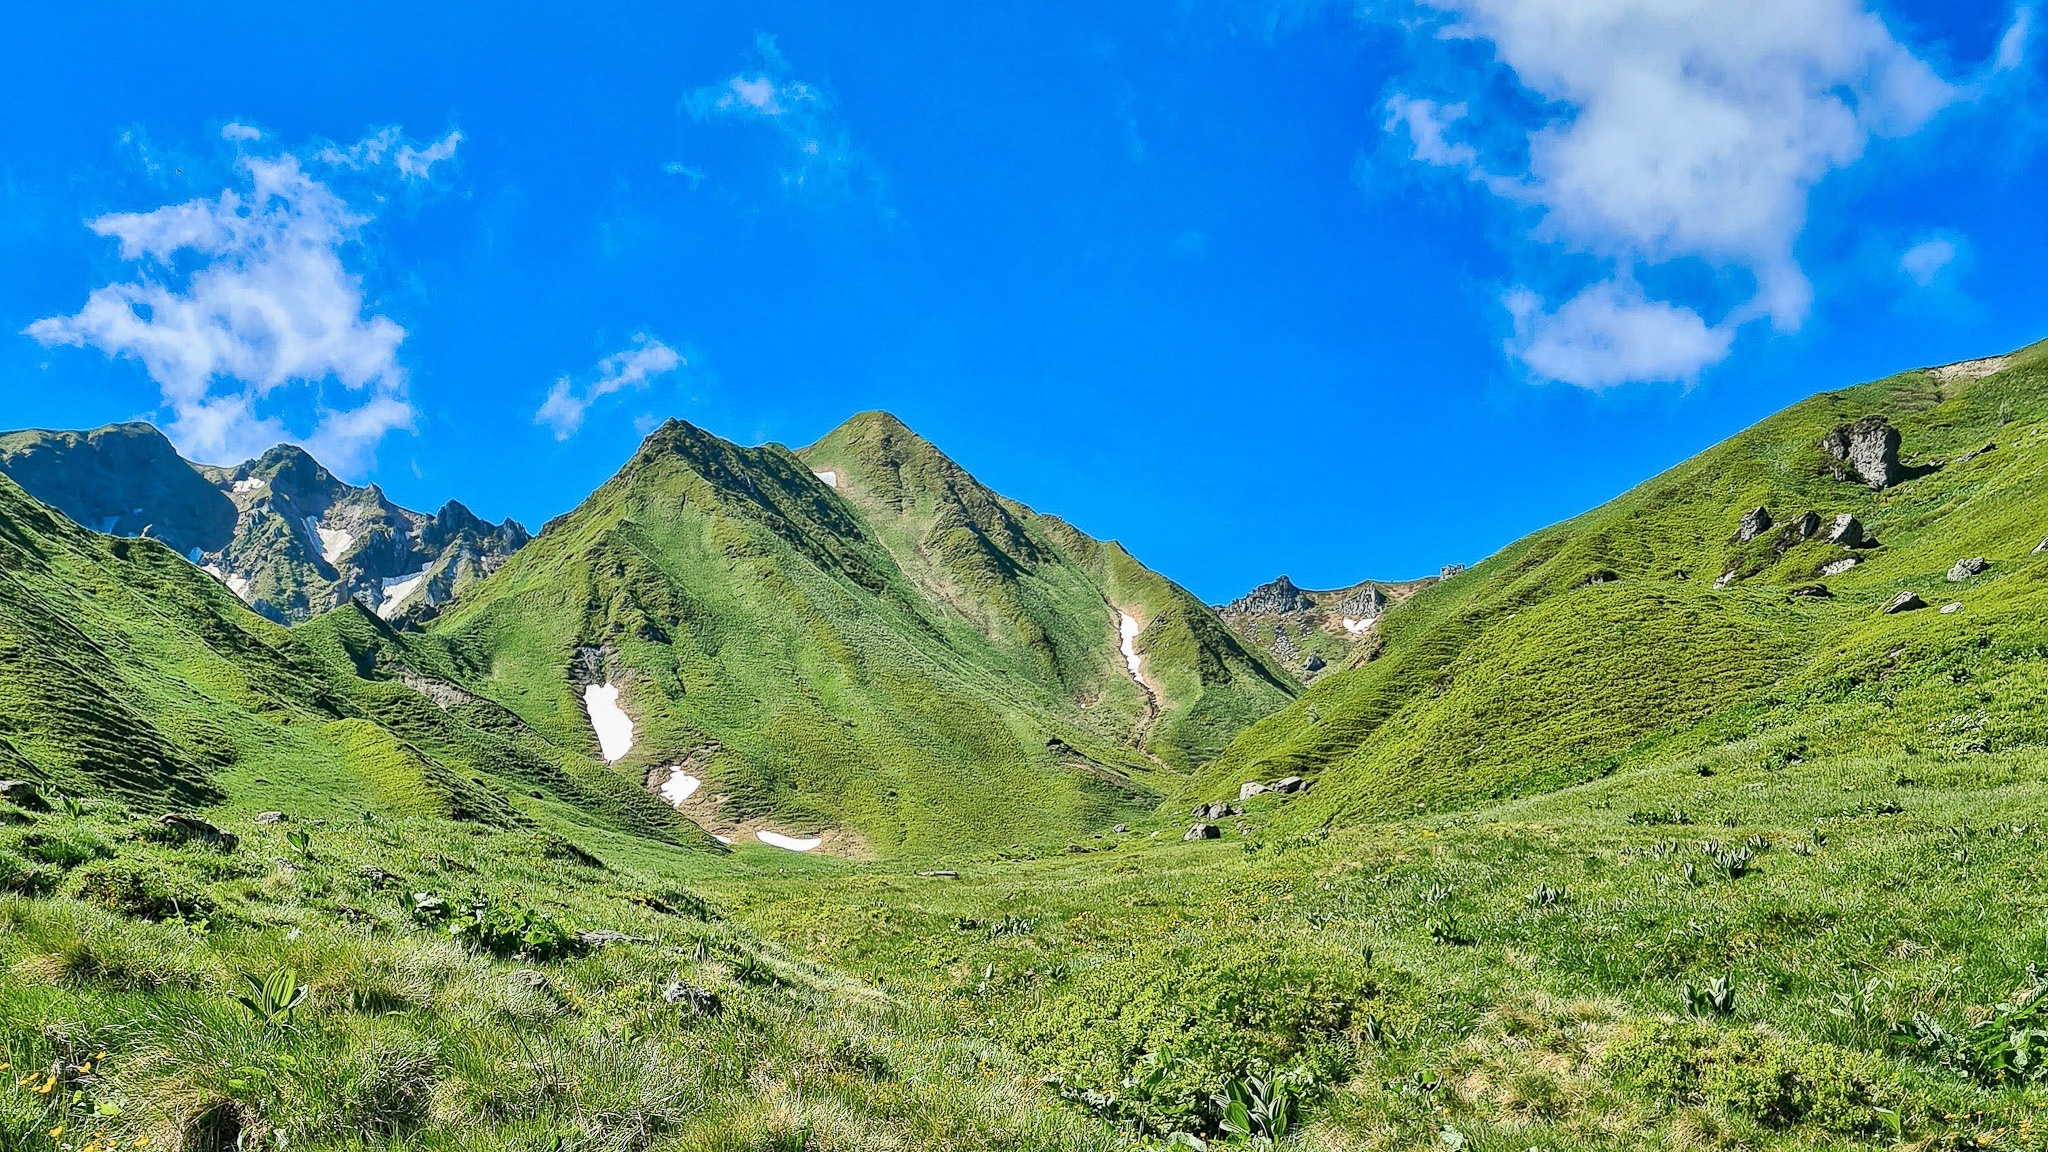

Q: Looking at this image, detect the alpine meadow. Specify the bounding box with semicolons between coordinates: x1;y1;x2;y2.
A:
5;4;2048;1151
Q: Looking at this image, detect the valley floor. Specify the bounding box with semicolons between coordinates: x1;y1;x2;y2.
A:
8;727;2048;1151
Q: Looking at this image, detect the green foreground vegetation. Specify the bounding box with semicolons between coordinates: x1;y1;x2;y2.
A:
6;345;2048;1149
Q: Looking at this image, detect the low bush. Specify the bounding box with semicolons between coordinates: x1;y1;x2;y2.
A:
70;858;215;922
1605;1021;1901;1134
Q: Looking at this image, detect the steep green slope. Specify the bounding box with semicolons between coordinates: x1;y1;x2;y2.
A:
427;415;1294;855
1204;341;2048;822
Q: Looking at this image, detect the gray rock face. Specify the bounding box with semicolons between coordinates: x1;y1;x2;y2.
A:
662;978;722;1015
1332;585;1387;619
0;780;50;812
1441;563;1467;579
1820;415;1905;489
1271;776;1309;794
1941;602;1963;614
1821;557;1859;577
1184;823;1221;841
1224;575;1314;616
1947;557;1989;582
1827;514;1867;548
0;423;528;624
1239;781;1268;801
1737;507;1773;542
1302;654;1326;673
1883;591;1927;615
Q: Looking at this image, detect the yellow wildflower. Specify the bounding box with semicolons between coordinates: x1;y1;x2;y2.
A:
49;1125;65;1138
36;1074;58;1094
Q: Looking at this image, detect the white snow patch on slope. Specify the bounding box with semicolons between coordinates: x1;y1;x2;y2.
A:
658;771;702;806
814;469;839;489
232;477;264;494
304;517;355;564
376;568;431;619
1341;617;1374;635
713;834;733;845
203;564;252;601
1118;612;1145;682
757;830;821;852
584;683;635;763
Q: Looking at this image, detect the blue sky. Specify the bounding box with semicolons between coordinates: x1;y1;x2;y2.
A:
0;1;2040;602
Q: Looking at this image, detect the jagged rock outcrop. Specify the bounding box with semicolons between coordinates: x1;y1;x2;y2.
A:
1947;557;1989;582
1225;576;1314;616
1883;591;1927;614
1820;416;1905;490
1827;514;1867;548
1737;507;1773;542
1333;585;1387;619
1441;563;1467;578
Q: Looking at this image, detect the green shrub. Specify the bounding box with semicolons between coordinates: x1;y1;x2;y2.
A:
443;894;581;961
70;858;215;921
17;825;116;868
1605;1021;1900;1134
0;848;53;895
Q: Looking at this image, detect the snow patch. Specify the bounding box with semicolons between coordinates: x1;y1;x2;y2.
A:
657;771;702;806
1341;617;1375;635
713;834;734;845
757;830;821;852
203;564;253;601
376;568;431;619
304;517;355;564
1117;612;1146;682
231;477;265;494
814;469;839;489
583;683;635;763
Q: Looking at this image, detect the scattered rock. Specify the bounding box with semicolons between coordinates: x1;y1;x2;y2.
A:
1956;443;1996;465
1302;654;1326;673
1581;569;1620;586
1820;415;1906;489
1271;776;1309;795
253;811;288;824
1787;584;1831;599
662;978;722;1015
1440;564;1467;579
1883;591;1927;615
0;780;50;812
1940;602;1964;615
1826;514;1868;548
1947;557;1989;582
1192;801;1235;821
2035;538;2048;555
1771;511;1823;548
1239;781;1268;801
155;813;240;852
1112;824;1128;834
1184;823;1221;841
1822;557;1860;577
1713;571;1739;590
1736;507;1773;542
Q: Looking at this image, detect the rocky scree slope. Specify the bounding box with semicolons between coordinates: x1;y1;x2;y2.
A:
0;422;527;623
1196;341;2048;826
1218;573;1436;682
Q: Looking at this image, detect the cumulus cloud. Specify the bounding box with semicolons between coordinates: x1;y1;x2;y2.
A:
220;122;262;142
1899;237;1960;286
535;335;685;440
24;129;454;475
686;34;880;202
1382;0;1974;388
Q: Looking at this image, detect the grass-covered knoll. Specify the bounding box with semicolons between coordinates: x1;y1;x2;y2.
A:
427;415;1292;855
1202;341;2048;822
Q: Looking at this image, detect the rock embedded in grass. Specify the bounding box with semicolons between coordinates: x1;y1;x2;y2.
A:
1737;507;1773;542
254;811;288;824
1947;556;1990;582
1239;781;1268;801
0;780;50;812
1184;823;1221;841
1883;591;1928;614
1827;513;1867;547
1820;415;1906;489
1941;602;1964;614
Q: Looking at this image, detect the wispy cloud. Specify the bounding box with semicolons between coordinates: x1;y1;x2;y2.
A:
685;33;886;207
24;127;458;475
1374;0;2014;389
535;335;685;440
1899;236;1962;287
315;126;464;181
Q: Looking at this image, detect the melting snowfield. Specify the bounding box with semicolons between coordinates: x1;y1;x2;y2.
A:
231;477;265;494
1118;612;1145;682
813;469;839;489
304;517;355;564
1341;616;1374;635
657;770;702;806
757;830;821;852
203;564;253;602
584;683;635;763
376;569;430;619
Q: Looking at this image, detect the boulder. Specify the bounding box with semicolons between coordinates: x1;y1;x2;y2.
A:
1821;558;1859;577
1184;823;1222;841
1882;591;1927;615
2035;538;2048;555
1302;654;1326;673
1190;801;1233;821
1826;514;1867;548
1787;584;1831;599
1239;781;1269;801
1940;602;1964;615
1581;569;1620;586
254;811;288;824
1947;557;1989;582
661;978;723;1016
0;780;50;812
155;813;240;851
1441;564;1467;579
1736;507;1773;542
1820;415;1906;489
1272;776;1308;794
1771;511;1822;547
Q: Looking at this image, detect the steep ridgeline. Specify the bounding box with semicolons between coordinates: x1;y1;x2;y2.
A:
0;467;704;845
425;413;1296;855
1218;574;1437;682
1199;342;2048;825
0;423;527;623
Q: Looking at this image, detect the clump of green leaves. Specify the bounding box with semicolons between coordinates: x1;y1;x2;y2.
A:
1890;978;2048;1086
1214;1072;1294;1144
1680;975;1737;1018
234;968;308;1029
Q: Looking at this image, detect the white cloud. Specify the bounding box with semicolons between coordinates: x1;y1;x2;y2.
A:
1899;237;1959;286
26;146;420;476
315;126;463;181
686;34;878;201
1507;280;1734;389
1383;0;1964;387
220;122;262;142
535;335;685;440
1998;6;2033;72
662;161;708;187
